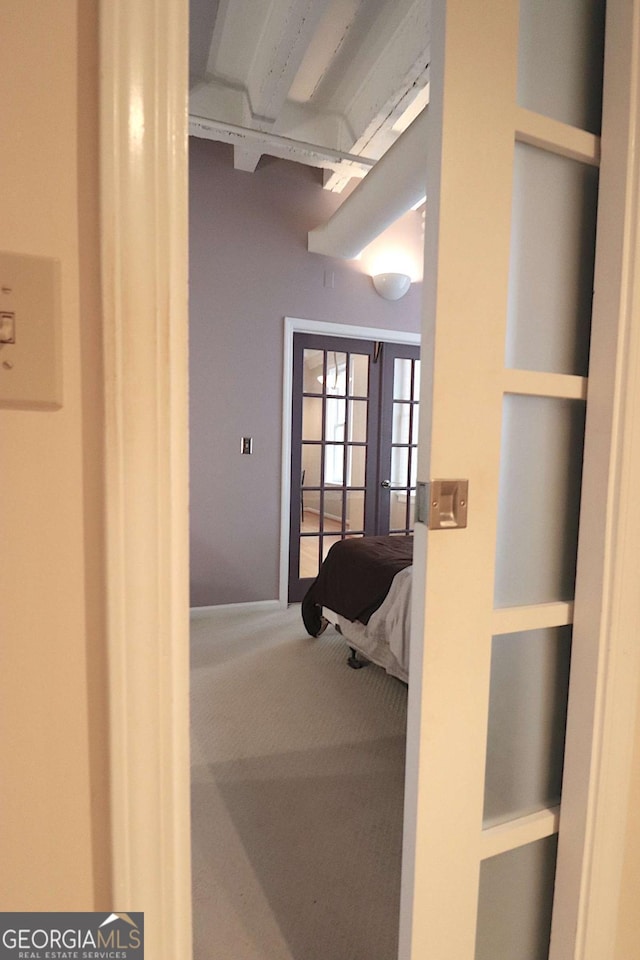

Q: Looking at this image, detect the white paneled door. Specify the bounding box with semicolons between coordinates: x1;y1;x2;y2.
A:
400;0;608;958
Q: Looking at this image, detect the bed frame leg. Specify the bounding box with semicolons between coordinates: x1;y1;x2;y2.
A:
347;647;371;670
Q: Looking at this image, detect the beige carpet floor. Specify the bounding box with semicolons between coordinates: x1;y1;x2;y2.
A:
191;603;408;960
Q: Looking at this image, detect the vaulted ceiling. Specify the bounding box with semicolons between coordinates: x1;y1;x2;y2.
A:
189;0;430;195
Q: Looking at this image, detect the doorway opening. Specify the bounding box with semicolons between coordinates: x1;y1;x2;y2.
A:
188;136;423;958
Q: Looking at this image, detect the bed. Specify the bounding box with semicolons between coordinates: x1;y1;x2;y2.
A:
301;535;413;682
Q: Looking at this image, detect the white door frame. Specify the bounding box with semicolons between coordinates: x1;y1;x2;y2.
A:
279;316;420;606
550;1;640;954
99;2;192;958
99;1;640;958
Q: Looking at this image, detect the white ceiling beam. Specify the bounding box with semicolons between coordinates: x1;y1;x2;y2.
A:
233;143;263;173
189;0;221;84
317;0;429;193
189;78;249;127
245;0;334;125
287;0;363;104
308;107;428;259
205;0;270;87
190;80;349;153
189;114;375;179
323;168;360;194
347;64;430;157
323;67;429;192
270;100;347;151
190;0;432;199
189;84;371;183
330;0;430;147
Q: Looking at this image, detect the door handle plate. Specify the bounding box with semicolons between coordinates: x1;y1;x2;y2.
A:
417;479;469;529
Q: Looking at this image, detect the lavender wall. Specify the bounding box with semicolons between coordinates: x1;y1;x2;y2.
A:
189;137;422;606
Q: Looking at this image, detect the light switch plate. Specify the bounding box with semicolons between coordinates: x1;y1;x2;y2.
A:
0;251;62;408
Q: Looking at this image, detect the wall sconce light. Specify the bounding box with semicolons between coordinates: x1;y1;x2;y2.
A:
372;272;412;301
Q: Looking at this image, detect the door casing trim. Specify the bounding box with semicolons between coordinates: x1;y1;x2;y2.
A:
99;0;191;956
550;0;640;954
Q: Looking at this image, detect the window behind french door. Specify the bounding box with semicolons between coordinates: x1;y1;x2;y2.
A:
288;332;420;602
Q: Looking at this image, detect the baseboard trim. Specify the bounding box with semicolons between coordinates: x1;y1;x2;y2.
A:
190;599;284;619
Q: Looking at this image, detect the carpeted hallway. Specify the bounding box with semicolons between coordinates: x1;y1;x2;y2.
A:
191;604;408;960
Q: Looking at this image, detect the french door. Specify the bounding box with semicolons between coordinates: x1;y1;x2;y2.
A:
288;332;420;602
400;0;609;958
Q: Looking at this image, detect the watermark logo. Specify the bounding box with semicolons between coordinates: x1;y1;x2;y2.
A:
0;912;144;959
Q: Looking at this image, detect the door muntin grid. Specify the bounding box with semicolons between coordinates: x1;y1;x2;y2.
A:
380;352;421;535
301;347;370;577
290;335;380;599
289;336;419;602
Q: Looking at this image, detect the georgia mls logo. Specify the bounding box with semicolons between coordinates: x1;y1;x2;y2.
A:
0;912;144;959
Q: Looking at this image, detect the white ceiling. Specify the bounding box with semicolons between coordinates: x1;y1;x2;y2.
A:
189;0;431;194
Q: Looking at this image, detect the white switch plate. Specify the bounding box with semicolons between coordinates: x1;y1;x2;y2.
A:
0;251;62;408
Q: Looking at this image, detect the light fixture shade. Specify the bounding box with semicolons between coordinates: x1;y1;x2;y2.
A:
372;272;412;300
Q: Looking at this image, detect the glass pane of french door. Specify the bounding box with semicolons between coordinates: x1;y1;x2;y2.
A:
476;837;558;960
288;334;419;602
289;333;380;602
381;348;421;534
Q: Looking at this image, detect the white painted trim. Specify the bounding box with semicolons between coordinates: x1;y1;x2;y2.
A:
481;806;561;861
280;322;295;606
399;3;522;954
503;369;588;401
279;316;420;606
551;1;640;956
190;599;282;618
189;114;375;176
515;106;601;167
492;601;574;635
99;1;192;958
285;315;421;346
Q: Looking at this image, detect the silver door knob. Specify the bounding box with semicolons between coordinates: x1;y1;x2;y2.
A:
380;480;391;488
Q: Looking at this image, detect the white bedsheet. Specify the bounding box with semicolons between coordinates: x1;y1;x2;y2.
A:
332;565;412;683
